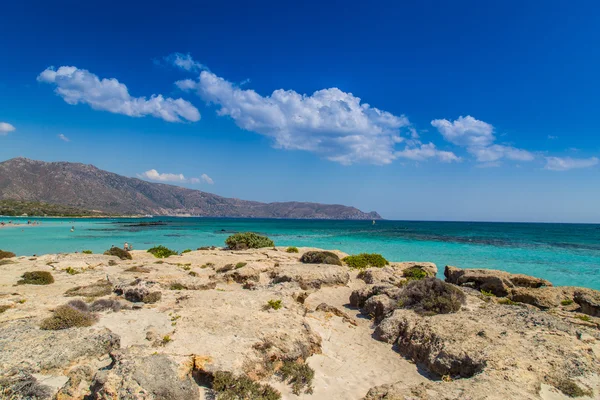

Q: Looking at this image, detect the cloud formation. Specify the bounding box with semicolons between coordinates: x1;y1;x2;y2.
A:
544;156;599;171
38;66;200;123
176;69;425;165
58;133;70;142
164;53;208;72
431;116;534;164
395;142;461;163
138;169;213;184
0;122;15;136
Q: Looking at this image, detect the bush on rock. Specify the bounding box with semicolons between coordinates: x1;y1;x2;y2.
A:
147;245;178;258
104;247;132;260
225;232;274;250
342;253;388;270
398;278;465;315
300;251;342;266
18;271;54;285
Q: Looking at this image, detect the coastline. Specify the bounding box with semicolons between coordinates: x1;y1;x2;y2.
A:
0;247;598;399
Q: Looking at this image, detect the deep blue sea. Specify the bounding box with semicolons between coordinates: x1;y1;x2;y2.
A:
1;217;599;290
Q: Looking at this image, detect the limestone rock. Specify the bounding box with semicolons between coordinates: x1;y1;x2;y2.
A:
114;279;162;304
361;294;396;322
349;284;402;308
445;265;551;296
270;263;349;289
392;262;438;277
574;289;600;317
509;286;574;310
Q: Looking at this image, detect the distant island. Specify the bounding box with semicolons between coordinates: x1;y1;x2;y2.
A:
0;158;381;220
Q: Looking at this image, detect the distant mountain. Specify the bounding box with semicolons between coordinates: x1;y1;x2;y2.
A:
0;158;382;220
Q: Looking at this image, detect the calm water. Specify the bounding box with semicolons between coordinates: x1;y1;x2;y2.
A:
1;217;599;290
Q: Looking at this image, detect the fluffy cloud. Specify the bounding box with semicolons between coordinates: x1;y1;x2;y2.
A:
58;134;70;142
0;122;15;135
395;142;461;163
177;70;414;165
431;115;534;164
138;169;213;184
38;66;200;123
544;156;599;171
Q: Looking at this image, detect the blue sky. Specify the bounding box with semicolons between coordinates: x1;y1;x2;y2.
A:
1;0;600;222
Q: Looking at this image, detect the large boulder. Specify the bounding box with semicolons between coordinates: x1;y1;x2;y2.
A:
349;284;402;308
574;289;600;317
361;294;396;322
392;262;438;277
444;266;551;297
270;263;349;289
509;287;574;310
87;349;198;400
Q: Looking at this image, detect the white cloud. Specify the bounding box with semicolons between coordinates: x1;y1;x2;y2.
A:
138;169;213;184
165;53;208;72
177;69;412;165
544;156;599;171
38;66;200;123
548;135;558;140
200;173;214;184
431;115;534;164
395;142;461;163
0;122;15;135
58;133;70;142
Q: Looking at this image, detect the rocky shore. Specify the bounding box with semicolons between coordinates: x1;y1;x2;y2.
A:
0;243;599;399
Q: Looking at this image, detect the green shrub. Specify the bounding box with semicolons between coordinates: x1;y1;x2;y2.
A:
225;232;274;250
182;249;192;254
65;267;80;275
279;361;315;395
342;253;389;270
40;304;97;330
300;251;342;266
0;259;17;266
147;245;178;258
170;282;187;290
265;299;282;310
286;246;299;253
212;371;281;400
403;267;427;280
142;292;162;304
553;378;592;397
82;250;93;254
561;299;574;306
480;289;496;297
18;271;54;285
497;298;519;306
575;314;591;322
235;262;247;269
0;250;16;259
189;271;198;277
398;278;465;315
104;247;132;260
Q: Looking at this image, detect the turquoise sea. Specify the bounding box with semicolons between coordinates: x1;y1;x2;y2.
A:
1;217;599;290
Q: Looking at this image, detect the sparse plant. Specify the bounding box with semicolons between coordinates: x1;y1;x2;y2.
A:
162;335;172;344
90;298;122;312
398;278;466;315
0;250;16;259
286;246;299;253
342;253;388;269
480;289;496;297
225;232;275;250
147;245;178;258
0;372;53;399
212;371;281;400
40;304;97;330
17;271;54;285
0;305;11;313
125;265;151;273
16;299;26;304
189;271;198;277
201;262;214;269
0;259;17;266
235;262;247;269
403;267;428;280
265;299;282;310
300;251;342;266
279;360;315;395
553;377;592;397
65;267;80;275
108;260;118;266
497;298;519;306
82;250;93;254
170;282;187;290
142;292;162;304
103;246;132;260
575;314;592;322
182;249;192;253
561;299;574;306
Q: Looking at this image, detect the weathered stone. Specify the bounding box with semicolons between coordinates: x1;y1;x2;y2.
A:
574;289;600;317
361;294;396;322
445;266;551;297
270;263;349;289
509;287;574;310
392;262;438;277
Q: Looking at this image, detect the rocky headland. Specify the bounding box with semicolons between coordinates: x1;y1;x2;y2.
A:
0;239;599;399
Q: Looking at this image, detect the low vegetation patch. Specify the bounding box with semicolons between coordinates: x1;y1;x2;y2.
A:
286;246;299;253
398;278;466;315
0;250;16;259
40;304;97;330
300;251;342;266
480;289;496;297
342;253;388;270
89;298;122;312
265;299;282;310
212;371;281;400
0;305;11;313
65;267;80;275
561;299;574;306
225;232;275;250
125;265;150;273
64;281;112;298
279;360;315;395
18;271;54;285
0;372;53;400
553;378;593;398
142;292;162;304
182;249;192;253
497;298;519;306
575;314;592;322
103;246;132;260
235;262;247;269
82;250;93;254
147;245;178;258
403;267;428;280
0;259;17;266
170;282;187;290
